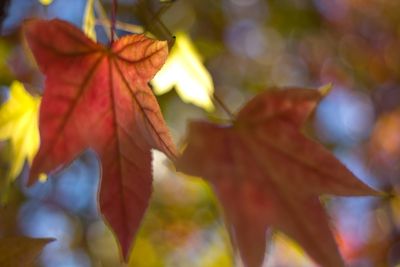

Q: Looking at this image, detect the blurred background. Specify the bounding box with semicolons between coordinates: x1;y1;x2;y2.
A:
1;0;400;266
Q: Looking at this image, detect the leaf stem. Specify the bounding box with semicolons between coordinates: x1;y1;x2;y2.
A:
110;0;117;44
212;93;235;120
150;2;176;50
137;0;175;44
96;19;144;34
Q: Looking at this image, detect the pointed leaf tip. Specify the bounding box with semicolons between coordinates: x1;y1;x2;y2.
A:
318;83;333;96
236;87;323;128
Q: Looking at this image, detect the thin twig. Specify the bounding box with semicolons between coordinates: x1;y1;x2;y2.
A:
212;93;235;120
137;0;174;42
150;2;174;40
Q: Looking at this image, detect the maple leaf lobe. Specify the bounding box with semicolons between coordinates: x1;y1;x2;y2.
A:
23;19;176;261
176;88;377;267
236;88;322;127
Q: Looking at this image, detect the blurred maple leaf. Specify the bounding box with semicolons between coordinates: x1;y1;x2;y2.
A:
24;19;176;261
152;32;215;112
0;236;53;267
176;87;378;267
0;81;40;183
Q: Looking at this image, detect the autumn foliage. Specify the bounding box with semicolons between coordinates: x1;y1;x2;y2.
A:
16;17;377;266
1;1;394;266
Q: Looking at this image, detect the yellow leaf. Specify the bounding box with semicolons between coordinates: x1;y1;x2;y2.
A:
0;81;40;182
38;0;53;6
152;32;215;112
128;238;159;267
269;233;316;266
83;0;96;41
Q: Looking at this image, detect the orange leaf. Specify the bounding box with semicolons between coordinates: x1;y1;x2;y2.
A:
23;19;177;261
176;88;378;267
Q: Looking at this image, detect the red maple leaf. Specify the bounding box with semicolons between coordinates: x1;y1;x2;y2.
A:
24;19;177;261
176;88;378;267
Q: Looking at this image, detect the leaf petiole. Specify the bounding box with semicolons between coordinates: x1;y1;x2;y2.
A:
110;0;118;44
212;93;235;120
